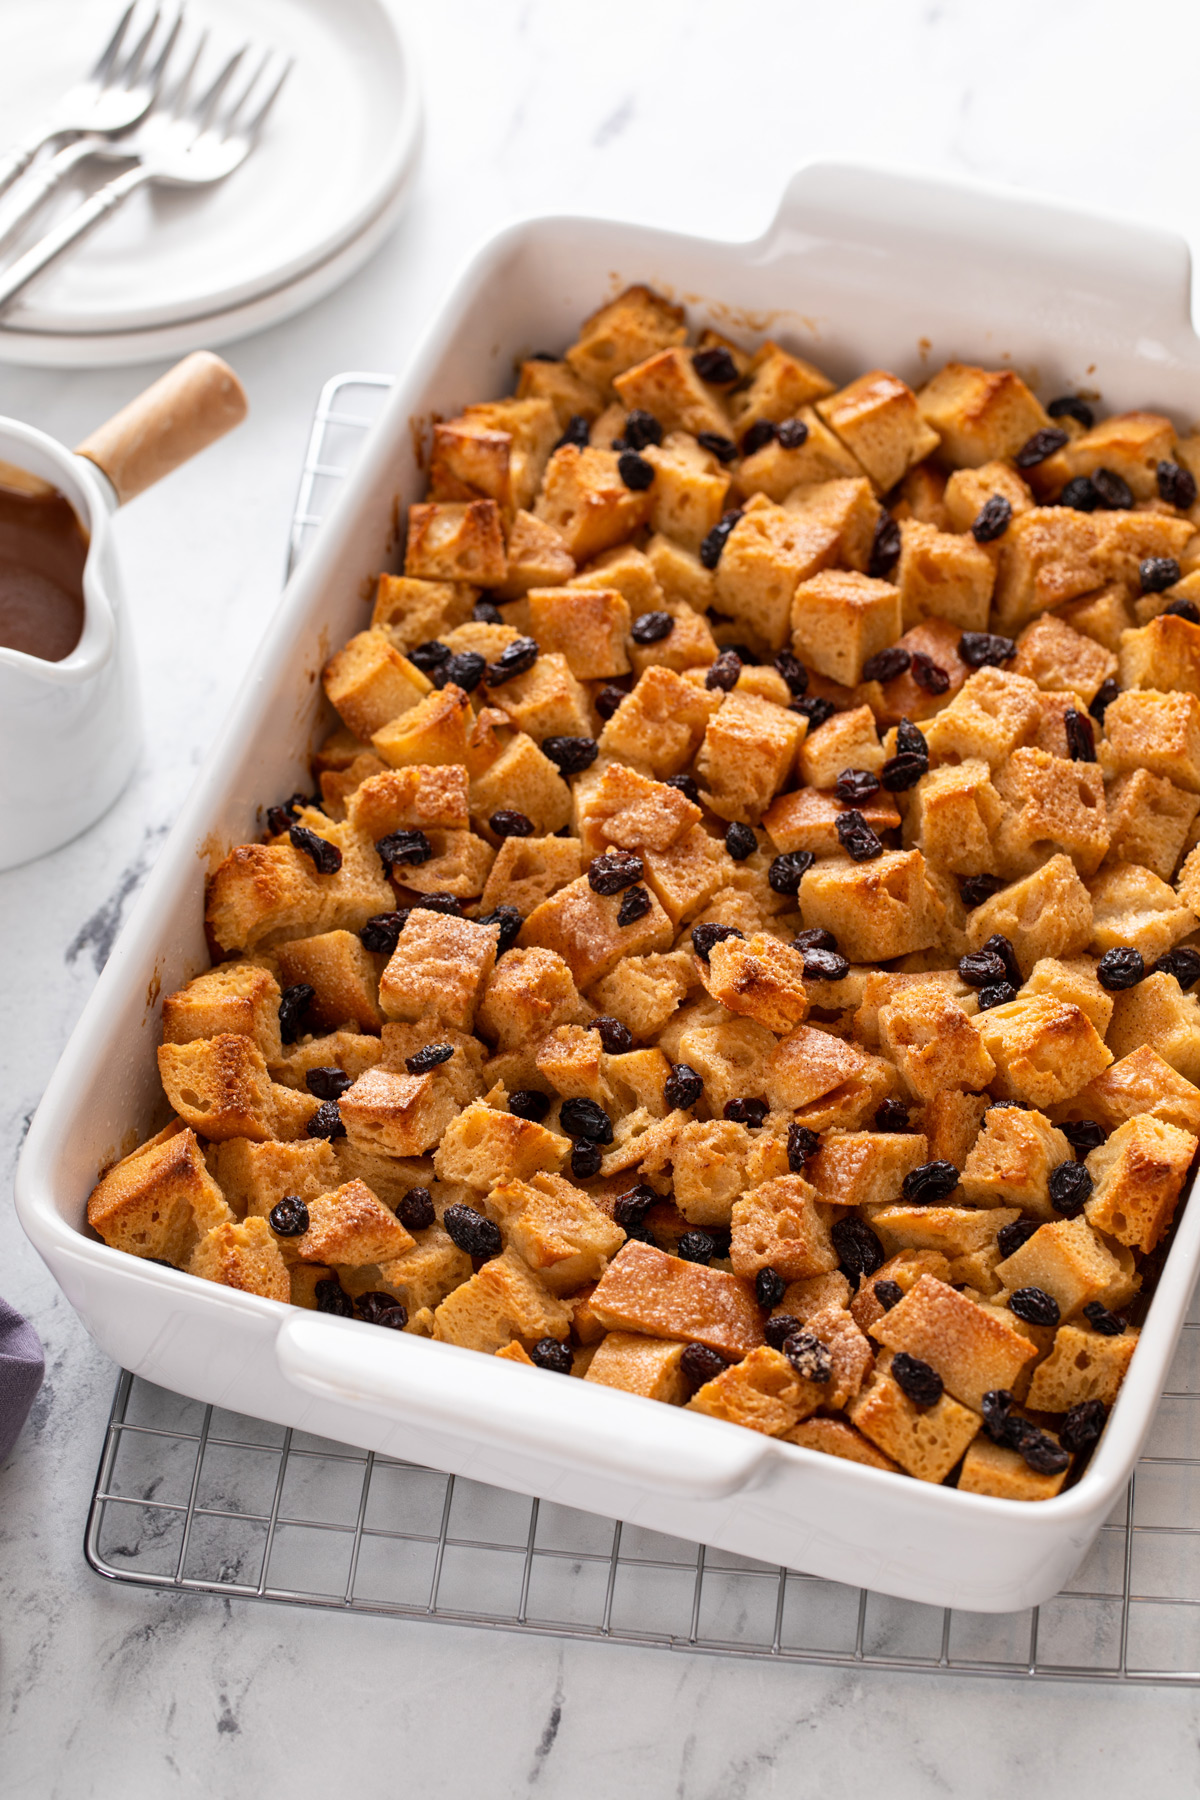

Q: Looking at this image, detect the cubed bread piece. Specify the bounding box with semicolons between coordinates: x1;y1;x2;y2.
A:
526;586;631;681
583;1331;690;1403
777;1270;853;1323
535;1024;610;1103
798;850;939;963
916;362;1050;468
571;540;663;613
1107;972;1200;1086
762;786;900;859
1084;1113;1198;1253
729;1174;837;1280
432;1247;572;1353
792;1303;876;1408
637;432;731;551
1030;410;1176;502
319;751;390;820
995;1214;1126;1318
629;598;718;675
345;765;470;840
695;691;805;824
371;574;475;653
274;930;383;1034
806;1132;930;1209
922;667;1042;769
790;569;901;686
902;758;1003;877
957;1434;1071;1501
376;1222;473;1314
964;854;1094;975
872;1206;1019;1259
337;1066;458;1158
488;651;592;744
379;910;499;1032
797;704;883;790
990;507;1111;634
854;970;975;1047
782;476;878;573
588;1240;763;1357
293;1180;415;1267
1102;689;1200;794
848;1361;980;1483
1057;583;1137;654
598;665;718;776
476;946;589;1050
269;1028;382;1092
785;1416;901;1473
975;995;1111;1108
873;1274;1037;1412
372;684;473;771
878;982;996;1101
479;835;583;917
161;962;283;1062
88;1125;233;1263
700;931;809;1035
960;1106;1073;1220
468;731;573;836
438;397;559;517
405;500;506;584
864;618;971;728
534;445;653;562
518;872;673;988
1104;769;1200;881
662;1011;775;1115
1012;613;1117;706
1088;861;1197;960
495;1340;536;1365
816;370;939;493
208;1138;339;1221
206;824;394;956
849;1249;953;1332
564;284;687;396
688;1344;825;1435
493;509;575;599
642;1117;758;1227
992;747;1109;880
1070;1046;1200;1138
1025;1323;1140;1411
646;532;716;613
942;460;1036;533
157;1034;280;1143
764;1024;894;1128
729;340;835;430
577;760;700;856
322;630;432;741
587;949;695;1042
490;1172;625;1293
187;1215;289;1302
736;408;864;505
433;1098;570;1188
895;518;995;632
919;1091;990;1168
714;500;841;650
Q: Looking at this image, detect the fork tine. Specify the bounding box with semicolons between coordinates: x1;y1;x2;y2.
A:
189;43;248;131
240;54;293;139
145;8;185;91
88;1;136;81
118;6;163;83
160;25;208;114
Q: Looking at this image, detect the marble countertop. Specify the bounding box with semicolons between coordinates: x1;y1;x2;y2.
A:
6;0;1200;1791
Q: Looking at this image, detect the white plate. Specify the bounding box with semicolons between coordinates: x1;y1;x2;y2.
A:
0;0;420;356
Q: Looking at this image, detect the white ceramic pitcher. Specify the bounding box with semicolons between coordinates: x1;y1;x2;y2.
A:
0;352;246;871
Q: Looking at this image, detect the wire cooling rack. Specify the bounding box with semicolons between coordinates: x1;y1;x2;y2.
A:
85;373;1200;1685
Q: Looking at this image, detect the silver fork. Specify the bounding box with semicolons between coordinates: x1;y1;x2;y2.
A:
0;3;172;201
0;40;292;316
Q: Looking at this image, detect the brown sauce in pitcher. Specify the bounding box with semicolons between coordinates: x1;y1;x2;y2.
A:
0;470;88;662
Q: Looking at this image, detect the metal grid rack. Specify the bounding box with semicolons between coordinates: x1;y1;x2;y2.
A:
85;373;1200;1684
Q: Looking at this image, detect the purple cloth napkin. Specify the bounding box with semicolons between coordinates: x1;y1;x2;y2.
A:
0;1294;44;1462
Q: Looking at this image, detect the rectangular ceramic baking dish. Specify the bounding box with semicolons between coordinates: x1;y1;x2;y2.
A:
18;162;1200;1613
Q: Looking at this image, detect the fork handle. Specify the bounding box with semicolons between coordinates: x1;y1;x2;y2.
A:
0;163;148;314
0;139;103;255
0;129;77;202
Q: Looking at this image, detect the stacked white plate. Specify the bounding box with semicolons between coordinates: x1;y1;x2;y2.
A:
0;0;421;365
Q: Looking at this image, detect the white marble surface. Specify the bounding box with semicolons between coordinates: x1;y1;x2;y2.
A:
6;0;1200;1791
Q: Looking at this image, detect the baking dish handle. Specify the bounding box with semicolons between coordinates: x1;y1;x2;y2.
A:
276;1313;774;1502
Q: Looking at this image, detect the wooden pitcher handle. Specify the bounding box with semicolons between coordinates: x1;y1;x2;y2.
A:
74;351;248;504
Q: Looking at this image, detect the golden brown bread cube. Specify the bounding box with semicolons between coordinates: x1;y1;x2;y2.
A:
1012;614;1117;704
345;765;470;840
1103;769;1200;882
1069;1046;1200;1138
88;1125;233;1264
995;1214;1127;1318
269;1027;382;1092
805;1132;930;1209
371;574;475;653
319;751;390;820
517;354;604;424
206;826;394;956
587;950;695;1042
798;850;939;963
534;445;653;562
957;1434;1071;1501
919;1090;990;1169
526;586;631;681
1121;615;1200;702
782;476;878;573
730;1174;837;1281
902;758;1002;878
816;370;939;493
432;1247;572;1353
468;731;573;836
488;651;592;745
1088;861;1197;960
405;500;507;585
894;518;995;633
661;1009;775;1115
322;630;432;741
372;684;473;771
916;362;1050;468
1102;689;1200;794
379;910;499;1033
1056;583;1136;654
784;1416;900;1473
848;1360;981;1483
207;1137;339;1221
614;350;731;441
1024;1323;1139;1411
700;931;809;1035
922;667;1042;769
992;747;1109;880
588;1240;764;1358
975;995;1111;1108
1084;1113;1198;1253
942;459;1035;533
960;1106;1073;1220
736;408;864;504
476;946;589;1050
761;787;900;859
990;507;1109;634
598;665;718;777
714;501;841;650
877;982;996;1102
642;1117;760;1228
695;691;805;824
480;835;583;919
274;930;383;1034
1107;972;1200;1086
157;1034;296;1144
293;1180;414;1267
490;1173;626;1293
494;510;576;598
790;568;902;686
583;1331;690;1403
564;284;687;396
518;872;673;988
728;340;834;431
430;398;558;520
576;760;700;856
872;1205;1019;1260
764;1024;894;1128
161;961;283;1062
433;1098;570;1188
872;1274;1037;1412
861;618;971;727
688;1345;824;1435
188;1215;289;1303
1030;410;1176;502
337;1065;458;1159
963;854;1094;975
375;1222;473;1314
797;704;883;790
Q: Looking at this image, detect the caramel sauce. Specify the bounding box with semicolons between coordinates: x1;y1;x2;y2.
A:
0;470;88;661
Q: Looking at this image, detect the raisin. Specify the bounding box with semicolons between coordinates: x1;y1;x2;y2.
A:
706;648;743;691
543;735;598;777
592;1014;633;1054
434;650;487;693
861;647;912;683
787;1123;820;1171
508;1089;550;1121
1015;426;1069;468
617;884;652;927
1017;1425;1070;1476
1048;1160;1093;1217
484;637;539;687
1153;946;1200;990
982;933;1022;987
792;927;838;952
777;417;809;451
409;639;452;674
376;828;433;868
570;1138;603;1180
1064;708;1097;762
879;751;925;791
767;850;814;895
723;1098;767;1130
693;346;738;385
406;1042;455;1074
1008;1286;1060;1327
613;1184;657;1226
1140;555;1182;594
868;513;902;580
1060;1119;1105;1157
443;1204;503;1259
896;710;929;755
616;449;654;491
474;600;504;625
588;850;644;895
697;431;738;464
958;949;1007;988
1082;1300;1127;1337
266;804;300;837
1060;1398;1108;1452
631;609;673;644
910;651;950;694
555;414;591;450
831;1214;884;1280
595;682;628;720
958;631;1017;668
1092;466;1134;510
680;1343;727;1386
360;911;409;957
1165;598;1200;623
1158;458;1197;509
355;1292;409;1329
1097;947;1145;991
300;1069;349;1108
902;1160;960;1203
412;893;462;917
664;1062;704;1109
1047;395;1094;429
758;1315;799;1351
527;1337;571;1373
783;1331;833;1383
959;874;1004;909
289;825;342;874
677;1230;715;1264
725;821;757;861
873;1279;904;1311
874;1099;910;1132
560;1097;613;1143
665;771;701;804
773;648;809;696
740;420;776;456
278;983;315;1045
971;494;1013;543
802;947;850;981
835;767;882;804
315;1277;353;1317
891;1351;943;1408
835;810;883;861
981;1388;1016;1443
997;1219;1040;1260
691;921;744;962
398;1186;436;1231
477;905;523;953
1089;677;1120;723
490;809;535;838
306;1099;346;1140
1060;475;1100;512
269;1195;309;1236
977;981;1017;1010
623;408;663;450
790;695;836;730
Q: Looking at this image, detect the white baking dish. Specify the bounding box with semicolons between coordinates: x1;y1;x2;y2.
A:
18;162;1200;1613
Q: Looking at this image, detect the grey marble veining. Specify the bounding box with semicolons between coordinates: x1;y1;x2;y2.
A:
7;0;1200;1791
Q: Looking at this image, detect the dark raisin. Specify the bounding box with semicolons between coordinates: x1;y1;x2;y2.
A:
485;637;539;687
879;751;927;791
1141;555;1182;595
543;735;598;777
891;1351;943;1408
398;1186;435;1232
443;1204;502;1259
706;648;743;691
527;1337;571;1374
691;921;744;962
408;639;452;673
740;420;777;456
725;821;757;860
767;851;813;896
831;1214;884;1280
874;1099;911;1132
699;508;744;571
900;714;930;755
783;1331;833;1384
1015;426;1069;468
433;650;487;693
1092;466;1134;510
664;1063;704;1110
359;910;408;956
1060;1398;1108;1453
412;893;462;917
1047;395;1094;430
1097;947;1145;991
868;513;902;580
910;651;950;694
693;346;738;385
1060;1119;1106;1158
777;417;809;451
997;1219;1041;1260
614;1184;657;1226
982;933;1022;987
617;449;655;491
305;1067;352;1102
587;850;644;896
1048;1160;1093;1217
1008;1286;1060;1327
787;1123;820;1170
802;947;851;981
592;1015;633;1054
697;430;738;464
680;1342;727;1386
555;414;591;450
355;1291;409;1329
773;649;809;696
1165;598;1200;623
617;884;652;927
306;1099;346;1141
595;682;628;720
792;927;838;952
289;825;342;874
971;494;1013;543
1154;947;1200;990
981;1388;1017;1443
959;874;1004;910
902;1160;960;1204
623;408;663;450
791;695;836;730
570;1138;603;1179
490;809;535;838
835;767;882;804
1089;677;1120;723
862;647;912;684
988;1100;1029;1113
406;1042;455;1074
376;828;433;868
1064;708;1097;762
278;983;315;1045
873;1279;904;1311
835;810;883;861
958;949;1007;988
1060;474;1101;512
266;804;299;837
475;600;504;625
1018;1425;1071;1475
560;1097;613;1143
977;981;1018;1010
509;1089;551;1121
315;1277;354;1317
762;1314;800;1350
958;631;1017;669
269;1195;309;1237
1158;458;1197;510
664;772;700;805
631;610;673;644
1082;1300;1127;1337
477;905;523;954
751;1269;787;1317
724;1097;768;1129
677;1230;715;1265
